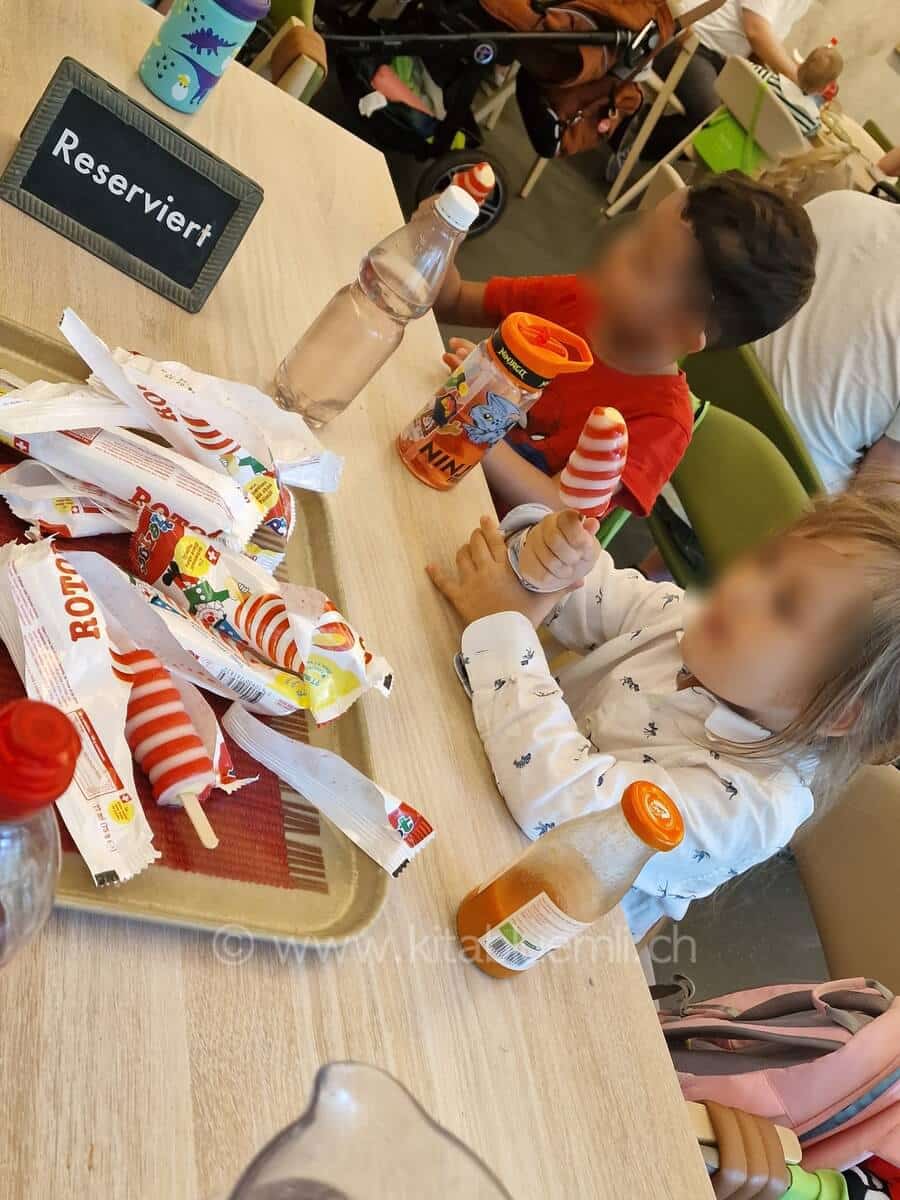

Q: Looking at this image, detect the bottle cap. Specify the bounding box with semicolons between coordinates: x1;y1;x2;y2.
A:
434;185;480;232
0;700;81;820
621;781;684;852
215;0;270;20
491;312;593;390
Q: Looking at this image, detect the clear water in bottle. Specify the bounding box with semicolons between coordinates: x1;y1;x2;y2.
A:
0;807;60;968
0;699;81;969
275;186;478;427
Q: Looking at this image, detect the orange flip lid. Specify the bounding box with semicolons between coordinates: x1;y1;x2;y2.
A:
497;312;593;381
621;780;685;852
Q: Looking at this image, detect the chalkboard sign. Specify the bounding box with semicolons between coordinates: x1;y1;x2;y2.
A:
0;58;263;313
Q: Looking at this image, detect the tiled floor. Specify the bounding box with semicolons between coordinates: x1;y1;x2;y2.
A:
312;73;829;996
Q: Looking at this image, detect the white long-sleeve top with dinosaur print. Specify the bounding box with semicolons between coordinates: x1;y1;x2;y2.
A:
458;506;816;941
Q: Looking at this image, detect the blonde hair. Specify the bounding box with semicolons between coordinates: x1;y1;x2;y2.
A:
730;477;900;801
797;45;844;94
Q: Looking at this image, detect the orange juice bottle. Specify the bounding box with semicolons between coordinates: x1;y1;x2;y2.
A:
457;782;684;979
397;312;592;490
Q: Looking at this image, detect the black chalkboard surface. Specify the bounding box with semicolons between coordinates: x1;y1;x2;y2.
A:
0;58;263;312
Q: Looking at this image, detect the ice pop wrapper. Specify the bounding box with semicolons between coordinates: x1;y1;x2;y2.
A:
57;309;340;496
59;310;337;556
68;549;393;723
0;460;136;540
102;347;344;493
0;540;157;885
128;507;392;722
222;705;434;877
558;406;628;516
0;381;260;550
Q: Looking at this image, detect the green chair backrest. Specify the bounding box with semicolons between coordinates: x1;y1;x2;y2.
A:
647;405;811;587
682;345;823;496
693;109;766;174
267;0;315;33
863;119;894;154
596;505;630;548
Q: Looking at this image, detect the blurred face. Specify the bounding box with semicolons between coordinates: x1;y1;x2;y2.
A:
588;191;708;369
680;536;871;731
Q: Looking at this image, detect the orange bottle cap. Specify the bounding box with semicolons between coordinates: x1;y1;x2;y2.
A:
498;312;593;382
621;781;684;852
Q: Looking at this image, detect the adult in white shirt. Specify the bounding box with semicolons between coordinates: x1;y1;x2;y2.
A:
754;191;900;493
646;0;812;155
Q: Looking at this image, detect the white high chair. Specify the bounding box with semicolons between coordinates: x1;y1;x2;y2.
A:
605;54;809;216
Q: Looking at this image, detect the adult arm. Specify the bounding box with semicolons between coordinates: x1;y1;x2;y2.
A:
857;433;900;490
877;147;900;177
742;8;799;83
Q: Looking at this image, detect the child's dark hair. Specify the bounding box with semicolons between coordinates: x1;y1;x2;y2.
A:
683;173;818;348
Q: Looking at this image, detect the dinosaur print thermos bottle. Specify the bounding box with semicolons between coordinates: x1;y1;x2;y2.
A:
139;0;269;114
398;313;592;491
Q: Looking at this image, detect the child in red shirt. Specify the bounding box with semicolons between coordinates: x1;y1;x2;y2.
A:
435;174;817;516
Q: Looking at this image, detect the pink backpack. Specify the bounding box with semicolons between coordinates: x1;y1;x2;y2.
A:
653;977;900;1171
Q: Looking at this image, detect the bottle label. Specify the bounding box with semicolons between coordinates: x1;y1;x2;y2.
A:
398;356;524;488
478;892;590;972
490;328;553;391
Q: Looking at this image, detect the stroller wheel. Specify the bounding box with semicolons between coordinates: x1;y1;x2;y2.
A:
414;152;508;238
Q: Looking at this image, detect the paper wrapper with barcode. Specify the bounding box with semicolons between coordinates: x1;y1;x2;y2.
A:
66;550;391;723
222;705;434;877
128;507;391;722
0;540;158;885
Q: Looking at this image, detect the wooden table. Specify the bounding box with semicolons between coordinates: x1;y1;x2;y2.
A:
0;4;712;1197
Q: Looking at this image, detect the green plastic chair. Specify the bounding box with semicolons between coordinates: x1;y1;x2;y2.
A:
682;346;823;497
267;0;315;28
863;118;893;154
646;405;811;588
595;392;709;550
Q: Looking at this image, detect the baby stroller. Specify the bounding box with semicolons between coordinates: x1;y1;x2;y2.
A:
311;0;686;235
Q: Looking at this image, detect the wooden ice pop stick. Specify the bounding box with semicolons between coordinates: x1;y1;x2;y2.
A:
180;791;219;850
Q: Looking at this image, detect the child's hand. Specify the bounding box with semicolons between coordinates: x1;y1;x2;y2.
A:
434;261;463;321
442;336;477;374
427;515;566;628
519;510;602;592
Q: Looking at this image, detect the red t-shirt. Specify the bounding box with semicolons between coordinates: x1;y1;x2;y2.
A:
484;274;694;516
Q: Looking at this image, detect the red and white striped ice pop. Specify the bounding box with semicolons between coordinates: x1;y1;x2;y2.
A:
232;593;300;672
112;648;219;849
559;406;628;518
451;162;496;206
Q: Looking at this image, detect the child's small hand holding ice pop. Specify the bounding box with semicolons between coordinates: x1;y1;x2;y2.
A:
518;510;602;592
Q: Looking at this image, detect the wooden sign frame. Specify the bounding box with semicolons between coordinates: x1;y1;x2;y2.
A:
0;58;264;313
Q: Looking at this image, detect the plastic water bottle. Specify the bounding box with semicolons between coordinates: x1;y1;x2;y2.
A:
0;700;81;969
275;186;479;427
